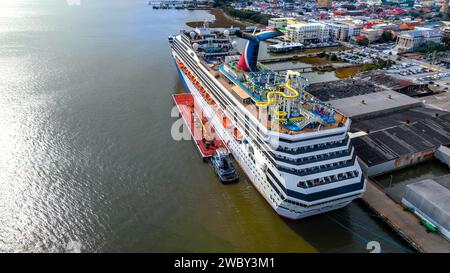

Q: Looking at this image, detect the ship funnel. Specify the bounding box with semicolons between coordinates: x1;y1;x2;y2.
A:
236;29;283;72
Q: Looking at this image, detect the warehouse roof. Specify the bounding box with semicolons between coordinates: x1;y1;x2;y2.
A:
329;90;421;119
351;107;450;166
403;179;450;235
307;78;384;101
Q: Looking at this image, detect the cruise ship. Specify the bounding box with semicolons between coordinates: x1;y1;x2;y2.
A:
169;25;366;219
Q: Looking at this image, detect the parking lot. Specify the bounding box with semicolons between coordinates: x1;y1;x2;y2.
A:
381;60;450;91
335;46;393;64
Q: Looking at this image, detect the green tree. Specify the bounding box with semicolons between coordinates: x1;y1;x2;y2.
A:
416;41;447;54
381;30;394;42
443;37;450;47
356;37;369;46
330;53;338;61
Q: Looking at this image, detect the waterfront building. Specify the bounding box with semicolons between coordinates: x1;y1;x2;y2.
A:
286;22;331;43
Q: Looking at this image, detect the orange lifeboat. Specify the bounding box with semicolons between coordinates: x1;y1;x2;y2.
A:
233;128;242;140
222;116;230;128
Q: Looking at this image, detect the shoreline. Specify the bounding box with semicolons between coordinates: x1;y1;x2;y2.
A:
186;8;265;29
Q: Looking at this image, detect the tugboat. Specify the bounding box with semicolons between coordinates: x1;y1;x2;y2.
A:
210;148;238;184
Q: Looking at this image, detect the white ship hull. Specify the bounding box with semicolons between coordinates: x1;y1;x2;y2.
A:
172;51;361;220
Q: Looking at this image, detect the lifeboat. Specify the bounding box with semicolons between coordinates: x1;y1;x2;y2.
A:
222;116;230;128
233;128;242;140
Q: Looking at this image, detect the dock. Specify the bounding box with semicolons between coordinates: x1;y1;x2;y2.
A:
271;64;333;73
361;180;450;253
173;93;226;159
259;55;304;64
148;0;212;10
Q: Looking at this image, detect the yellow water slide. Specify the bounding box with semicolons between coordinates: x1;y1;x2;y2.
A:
255;70;301;108
273;110;288;121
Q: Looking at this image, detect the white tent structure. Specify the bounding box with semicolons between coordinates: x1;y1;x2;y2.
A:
402;179;450;240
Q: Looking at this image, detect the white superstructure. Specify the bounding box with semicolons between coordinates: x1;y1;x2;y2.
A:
169;27;366;219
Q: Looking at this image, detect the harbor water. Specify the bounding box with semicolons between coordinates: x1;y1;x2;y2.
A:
0;0;414;252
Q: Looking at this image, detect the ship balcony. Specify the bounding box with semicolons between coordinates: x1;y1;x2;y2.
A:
274;147;353;167
274;136;350;156
297;170;360;189
297;172;362;189
278;152;357;177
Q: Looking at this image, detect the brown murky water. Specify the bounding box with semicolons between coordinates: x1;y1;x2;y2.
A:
0;0;413;253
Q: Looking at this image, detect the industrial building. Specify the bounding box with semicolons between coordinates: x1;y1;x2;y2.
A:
351;107;450;176
328;90;421;120
307;78;385;101
362;72;433;97
402;176;450;241
307;76;450;177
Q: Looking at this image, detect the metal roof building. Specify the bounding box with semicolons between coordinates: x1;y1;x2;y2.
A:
329;90;421;120
402;177;450;241
351;107;450;176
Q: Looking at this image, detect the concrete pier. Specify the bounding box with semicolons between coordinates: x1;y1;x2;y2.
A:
361;180;450;253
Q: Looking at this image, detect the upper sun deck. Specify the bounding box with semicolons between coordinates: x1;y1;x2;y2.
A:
199;59;348;136
180;27;237;64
